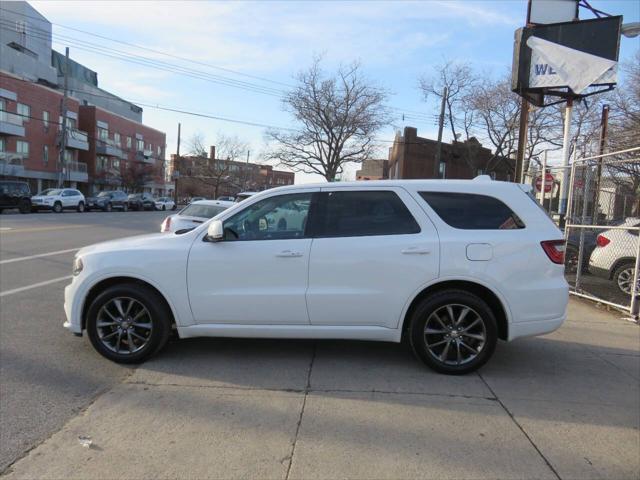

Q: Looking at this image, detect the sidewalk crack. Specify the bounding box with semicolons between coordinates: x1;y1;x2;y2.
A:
285;342;316;480
477;371;562;480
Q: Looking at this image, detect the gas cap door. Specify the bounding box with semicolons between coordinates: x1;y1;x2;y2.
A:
466;243;493;261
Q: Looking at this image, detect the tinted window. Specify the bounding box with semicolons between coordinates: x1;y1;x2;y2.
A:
419;192;525;230
314;191;420;238
223;193;311;241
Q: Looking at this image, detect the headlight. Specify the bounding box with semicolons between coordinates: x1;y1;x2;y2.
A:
72;257;84;276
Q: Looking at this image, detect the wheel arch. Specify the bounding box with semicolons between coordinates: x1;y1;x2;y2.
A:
81;276;176;331
609;257;636;280
401;279;510;341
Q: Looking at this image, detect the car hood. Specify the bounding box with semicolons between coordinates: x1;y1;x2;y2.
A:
31;195;56;201
77;232;180;257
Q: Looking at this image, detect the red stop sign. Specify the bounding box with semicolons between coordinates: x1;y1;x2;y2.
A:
535;173;554;193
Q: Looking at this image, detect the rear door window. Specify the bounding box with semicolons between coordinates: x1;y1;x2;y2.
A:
313;190;420;238
419;192;525;230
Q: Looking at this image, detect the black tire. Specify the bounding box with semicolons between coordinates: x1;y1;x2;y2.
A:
18;199;31;214
52;201;63;214
408;289;498;375
86;283;172;364
613;262;636;296
104;203;112;212
122;203;128;212
171;204;177;211
162;205;166;211
77;201;85;213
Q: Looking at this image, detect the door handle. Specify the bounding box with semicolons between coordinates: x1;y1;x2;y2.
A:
275;250;303;258
401;247;431;255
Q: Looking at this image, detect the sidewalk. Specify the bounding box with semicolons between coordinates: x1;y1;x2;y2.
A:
4;299;639;479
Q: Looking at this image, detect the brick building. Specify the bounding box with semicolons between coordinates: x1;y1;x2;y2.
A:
0;1;169;195
171;146;294;200
387;127;514;181
356;159;389;180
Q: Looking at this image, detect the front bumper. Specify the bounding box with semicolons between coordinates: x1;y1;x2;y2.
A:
63;279;83;334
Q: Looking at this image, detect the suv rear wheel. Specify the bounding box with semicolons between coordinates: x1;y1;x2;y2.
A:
77;201;85;213
613;262;637;295
408;289;497;375
86;283;171;363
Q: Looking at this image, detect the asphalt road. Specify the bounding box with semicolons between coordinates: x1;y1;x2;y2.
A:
1;209;638;479
0;209;170;471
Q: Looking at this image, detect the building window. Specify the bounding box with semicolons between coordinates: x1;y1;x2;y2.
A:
17;103;30;119
0;137;5;152
43;145;48;166
98;127;108;141
17;140;29;158
43;110;49;128
114;132;121;146
438;161;446;178
157;145;161;156
136;139;144;151
64;150;73;162
112;159;120;169
126;136;132;149
97;155;108;172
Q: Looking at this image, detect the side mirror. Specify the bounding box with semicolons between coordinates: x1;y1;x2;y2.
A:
206;219;224;242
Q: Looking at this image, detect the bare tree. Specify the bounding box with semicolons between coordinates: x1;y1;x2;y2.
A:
419;60;477;142
186;132;208;157
121;161;155;192
266;58;389;181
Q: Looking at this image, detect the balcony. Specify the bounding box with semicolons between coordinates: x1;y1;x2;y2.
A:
96;138;124;158
0;111;25;137
0;152;26;176
66;128;89;151
63;161;88;182
136;149;156;164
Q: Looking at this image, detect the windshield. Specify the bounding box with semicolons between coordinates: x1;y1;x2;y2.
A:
44;189;62;196
38;189;55;196
97;192;111;197
180;204;229;218
128;194;140;199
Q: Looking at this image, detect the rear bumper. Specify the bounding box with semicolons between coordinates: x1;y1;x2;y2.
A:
508;313;566;341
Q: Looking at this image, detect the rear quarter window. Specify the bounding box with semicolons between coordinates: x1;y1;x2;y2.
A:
419;192;525;230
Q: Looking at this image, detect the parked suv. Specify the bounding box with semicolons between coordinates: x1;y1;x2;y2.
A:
85;191;129;212
31;188;86;213
0;181;31;214
127;193;156;211
64;178;569;374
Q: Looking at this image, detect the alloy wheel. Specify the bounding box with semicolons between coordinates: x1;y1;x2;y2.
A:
424;304;486;366
96;297;153;354
617;267;638;295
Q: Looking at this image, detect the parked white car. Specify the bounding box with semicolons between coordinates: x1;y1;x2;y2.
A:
161;200;234;233
64;178;568;374
588;217;640;295
31;188;86;213
154;197;176;211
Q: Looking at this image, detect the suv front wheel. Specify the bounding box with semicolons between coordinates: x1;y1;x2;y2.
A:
409;289;497;375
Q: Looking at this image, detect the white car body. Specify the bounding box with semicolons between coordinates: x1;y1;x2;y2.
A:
65;179;568;371
155;197;175;211
588;218;640;294
160;200;234;233
31;188;85;212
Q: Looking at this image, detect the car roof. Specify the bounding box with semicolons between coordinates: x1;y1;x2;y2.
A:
189;200;234;207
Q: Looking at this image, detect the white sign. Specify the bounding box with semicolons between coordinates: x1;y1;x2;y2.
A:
529;0;578;25
527;36;617;93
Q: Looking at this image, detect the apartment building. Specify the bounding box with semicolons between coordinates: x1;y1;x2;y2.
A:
0;1;168;195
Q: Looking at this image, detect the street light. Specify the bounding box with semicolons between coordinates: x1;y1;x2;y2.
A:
621;22;640;38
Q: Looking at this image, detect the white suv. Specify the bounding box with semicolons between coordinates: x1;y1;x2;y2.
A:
31;188;86;213
64;178;568;374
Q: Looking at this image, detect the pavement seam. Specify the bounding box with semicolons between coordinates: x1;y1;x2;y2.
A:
285;342;316;480
477;371;562;480
124;379;497;400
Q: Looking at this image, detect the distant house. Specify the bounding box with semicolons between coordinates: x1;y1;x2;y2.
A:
387;127;514;181
356;159;389;180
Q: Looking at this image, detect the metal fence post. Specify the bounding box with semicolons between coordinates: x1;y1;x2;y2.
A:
630;233;640;322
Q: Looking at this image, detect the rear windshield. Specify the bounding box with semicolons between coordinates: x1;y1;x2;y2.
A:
419;192;525;230
180;204;229;219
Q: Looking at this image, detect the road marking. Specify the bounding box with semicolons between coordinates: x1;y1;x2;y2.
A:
0;248;80;265
0;225;86;234
0;275;72;298
0;227;12;231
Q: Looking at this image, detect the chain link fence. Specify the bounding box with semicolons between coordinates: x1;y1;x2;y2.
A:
527;147;640;318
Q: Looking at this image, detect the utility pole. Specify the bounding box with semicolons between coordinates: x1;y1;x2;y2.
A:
174;122;180;204
434;86;447;178
515;97;529;183
558;97;574;223
593;104;609;224
58;47;70;188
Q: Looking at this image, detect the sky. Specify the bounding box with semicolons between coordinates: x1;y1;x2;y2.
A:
29;0;640;183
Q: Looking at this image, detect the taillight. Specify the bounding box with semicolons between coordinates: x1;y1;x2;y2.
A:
541;240;565;264
160;216;171;232
596;234;610;247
